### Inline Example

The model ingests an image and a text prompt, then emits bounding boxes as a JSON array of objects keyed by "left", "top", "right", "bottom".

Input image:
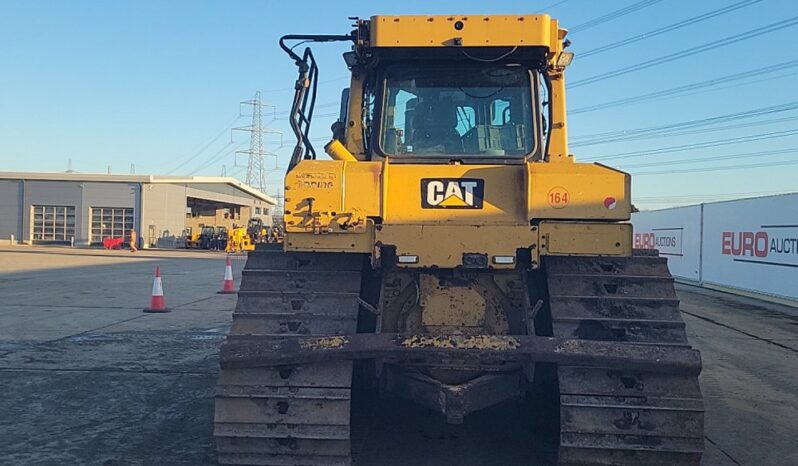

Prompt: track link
[
  {"left": 546, "top": 255, "right": 704, "bottom": 466},
  {"left": 215, "top": 245, "right": 365, "bottom": 466}
]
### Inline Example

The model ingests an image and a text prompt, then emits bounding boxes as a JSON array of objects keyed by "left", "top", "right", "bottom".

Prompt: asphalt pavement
[{"left": 0, "top": 246, "right": 796, "bottom": 465}]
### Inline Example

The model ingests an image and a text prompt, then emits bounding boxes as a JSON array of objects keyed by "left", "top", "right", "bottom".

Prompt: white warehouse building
[{"left": 0, "top": 172, "right": 277, "bottom": 248}]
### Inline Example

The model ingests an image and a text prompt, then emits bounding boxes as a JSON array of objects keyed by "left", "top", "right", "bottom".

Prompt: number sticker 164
[{"left": 547, "top": 187, "right": 570, "bottom": 209}]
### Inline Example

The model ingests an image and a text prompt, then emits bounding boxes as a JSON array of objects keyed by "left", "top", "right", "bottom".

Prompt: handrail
[{"left": 278, "top": 34, "right": 355, "bottom": 171}]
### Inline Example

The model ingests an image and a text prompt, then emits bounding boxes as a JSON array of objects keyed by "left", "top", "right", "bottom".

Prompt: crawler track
[
  {"left": 546, "top": 255, "right": 705, "bottom": 465},
  {"left": 214, "top": 245, "right": 365, "bottom": 465}
]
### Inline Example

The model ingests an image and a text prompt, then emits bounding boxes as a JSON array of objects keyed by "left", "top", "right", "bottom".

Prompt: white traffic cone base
[
  {"left": 218, "top": 256, "right": 237, "bottom": 294},
  {"left": 144, "top": 267, "right": 170, "bottom": 313}
]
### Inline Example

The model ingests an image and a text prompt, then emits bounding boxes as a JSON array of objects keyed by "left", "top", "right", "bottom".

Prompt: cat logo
[{"left": 421, "top": 178, "right": 485, "bottom": 209}]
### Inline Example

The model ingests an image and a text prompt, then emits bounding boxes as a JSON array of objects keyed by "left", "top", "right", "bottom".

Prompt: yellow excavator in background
[{"left": 215, "top": 14, "right": 704, "bottom": 465}]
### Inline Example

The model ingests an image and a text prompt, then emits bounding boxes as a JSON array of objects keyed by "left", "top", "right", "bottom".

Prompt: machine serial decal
[
  {"left": 421, "top": 178, "right": 485, "bottom": 209},
  {"left": 295, "top": 172, "right": 336, "bottom": 190}
]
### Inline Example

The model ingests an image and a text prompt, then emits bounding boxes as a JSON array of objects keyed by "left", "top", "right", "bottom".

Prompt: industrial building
[{"left": 0, "top": 172, "right": 277, "bottom": 248}]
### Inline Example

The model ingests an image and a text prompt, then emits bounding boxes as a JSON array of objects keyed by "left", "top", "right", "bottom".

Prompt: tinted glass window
[{"left": 380, "top": 65, "right": 535, "bottom": 157}]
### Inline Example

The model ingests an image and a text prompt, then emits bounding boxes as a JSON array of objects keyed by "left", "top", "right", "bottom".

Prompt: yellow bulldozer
[{"left": 215, "top": 14, "right": 704, "bottom": 465}]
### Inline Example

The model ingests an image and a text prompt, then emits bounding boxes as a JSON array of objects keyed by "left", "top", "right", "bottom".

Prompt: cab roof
[{"left": 368, "top": 15, "right": 566, "bottom": 51}]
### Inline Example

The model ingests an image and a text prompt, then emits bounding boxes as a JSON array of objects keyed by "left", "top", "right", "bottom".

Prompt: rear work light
[
  {"left": 397, "top": 255, "right": 419, "bottom": 264},
  {"left": 492, "top": 256, "right": 516, "bottom": 265}
]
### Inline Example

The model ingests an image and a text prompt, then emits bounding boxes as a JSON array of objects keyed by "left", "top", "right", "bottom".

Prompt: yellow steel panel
[
  {"left": 284, "top": 160, "right": 343, "bottom": 233},
  {"left": 419, "top": 274, "right": 486, "bottom": 328},
  {"left": 527, "top": 162, "right": 630, "bottom": 221},
  {"left": 383, "top": 163, "right": 526, "bottom": 224},
  {"left": 375, "top": 224, "right": 536, "bottom": 268},
  {"left": 285, "top": 223, "right": 374, "bottom": 253},
  {"left": 370, "top": 15, "right": 555, "bottom": 48},
  {"left": 343, "top": 161, "right": 381, "bottom": 215},
  {"left": 546, "top": 72, "right": 571, "bottom": 163},
  {"left": 344, "top": 73, "right": 367, "bottom": 158},
  {"left": 284, "top": 159, "right": 631, "bottom": 257},
  {"left": 284, "top": 160, "right": 380, "bottom": 234},
  {"left": 539, "top": 221, "right": 632, "bottom": 256}
]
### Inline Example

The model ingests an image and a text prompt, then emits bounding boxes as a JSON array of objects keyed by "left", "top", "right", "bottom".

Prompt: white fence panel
[
  {"left": 632, "top": 206, "right": 702, "bottom": 282},
  {"left": 701, "top": 194, "right": 798, "bottom": 300}
]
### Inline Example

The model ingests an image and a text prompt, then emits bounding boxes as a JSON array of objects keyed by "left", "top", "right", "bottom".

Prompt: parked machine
[
  {"left": 199, "top": 226, "right": 228, "bottom": 250},
  {"left": 197, "top": 226, "right": 216, "bottom": 250},
  {"left": 267, "top": 222, "right": 284, "bottom": 243},
  {"left": 214, "top": 14, "right": 704, "bottom": 465},
  {"left": 226, "top": 225, "right": 256, "bottom": 253},
  {"left": 184, "top": 227, "right": 202, "bottom": 249},
  {"left": 246, "top": 217, "right": 268, "bottom": 244},
  {"left": 226, "top": 218, "right": 270, "bottom": 252},
  {"left": 213, "top": 226, "right": 229, "bottom": 250}
]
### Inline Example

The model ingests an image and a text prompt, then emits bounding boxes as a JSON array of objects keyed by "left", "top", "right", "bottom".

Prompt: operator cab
[
  {"left": 379, "top": 64, "right": 538, "bottom": 160},
  {"left": 278, "top": 18, "right": 563, "bottom": 169}
]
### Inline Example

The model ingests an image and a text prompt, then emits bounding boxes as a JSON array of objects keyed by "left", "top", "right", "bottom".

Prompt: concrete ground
[{"left": 0, "top": 246, "right": 796, "bottom": 465}]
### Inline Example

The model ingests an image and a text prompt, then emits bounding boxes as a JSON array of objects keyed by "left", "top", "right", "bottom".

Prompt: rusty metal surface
[
  {"left": 220, "top": 332, "right": 701, "bottom": 375},
  {"left": 547, "top": 255, "right": 705, "bottom": 466},
  {"left": 214, "top": 246, "right": 365, "bottom": 466}
]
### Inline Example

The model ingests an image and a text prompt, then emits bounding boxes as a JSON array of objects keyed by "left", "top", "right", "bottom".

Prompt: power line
[
  {"left": 259, "top": 75, "right": 349, "bottom": 93},
  {"left": 578, "top": 0, "right": 763, "bottom": 58},
  {"left": 570, "top": 59, "right": 798, "bottom": 114},
  {"left": 166, "top": 114, "right": 240, "bottom": 175},
  {"left": 572, "top": 101, "right": 798, "bottom": 146},
  {"left": 591, "top": 115, "right": 798, "bottom": 146},
  {"left": 584, "top": 128, "right": 798, "bottom": 162},
  {"left": 228, "top": 165, "right": 247, "bottom": 181},
  {"left": 537, "top": 0, "right": 570, "bottom": 12},
  {"left": 620, "top": 146, "right": 798, "bottom": 170},
  {"left": 638, "top": 70, "right": 798, "bottom": 107},
  {"left": 634, "top": 158, "right": 798, "bottom": 176},
  {"left": 274, "top": 111, "right": 339, "bottom": 122},
  {"left": 188, "top": 141, "right": 248, "bottom": 176},
  {"left": 187, "top": 142, "right": 234, "bottom": 175},
  {"left": 635, "top": 190, "right": 792, "bottom": 202},
  {"left": 569, "top": 0, "right": 664, "bottom": 34},
  {"left": 574, "top": 111, "right": 798, "bottom": 147},
  {"left": 569, "top": 16, "right": 798, "bottom": 88},
  {"left": 273, "top": 101, "right": 338, "bottom": 117}
]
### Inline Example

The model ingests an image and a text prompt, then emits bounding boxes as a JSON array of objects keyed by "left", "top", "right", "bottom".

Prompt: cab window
[{"left": 380, "top": 65, "right": 535, "bottom": 157}]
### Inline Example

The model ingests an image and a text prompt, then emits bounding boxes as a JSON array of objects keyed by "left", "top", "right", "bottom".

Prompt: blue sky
[{"left": 0, "top": 0, "right": 796, "bottom": 209}]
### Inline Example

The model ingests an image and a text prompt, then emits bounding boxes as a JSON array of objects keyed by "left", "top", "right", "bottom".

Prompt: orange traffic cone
[
  {"left": 143, "top": 266, "right": 170, "bottom": 313},
  {"left": 218, "top": 255, "right": 236, "bottom": 294}
]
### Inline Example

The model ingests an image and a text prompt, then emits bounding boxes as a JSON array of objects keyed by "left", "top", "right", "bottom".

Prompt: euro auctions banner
[
  {"left": 632, "top": 206, "right": 701, "bottom": 282},
  {"left": 702, "top": 193, "right": 798, "bottom": 300}
]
